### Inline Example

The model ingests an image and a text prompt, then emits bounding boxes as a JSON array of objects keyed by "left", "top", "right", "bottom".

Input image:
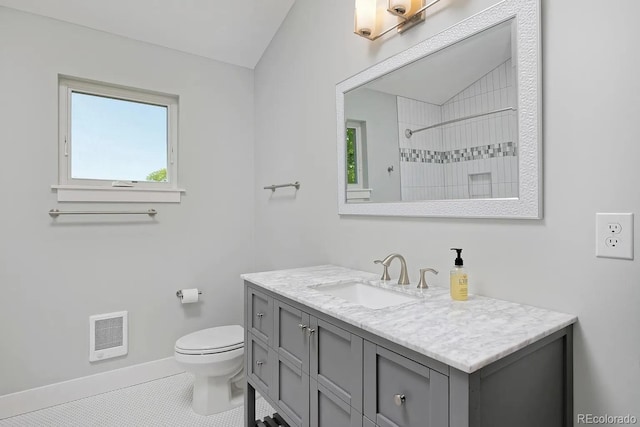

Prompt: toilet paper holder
[{"left": 176, "top": 290, "right": 203, "bottom": 299}]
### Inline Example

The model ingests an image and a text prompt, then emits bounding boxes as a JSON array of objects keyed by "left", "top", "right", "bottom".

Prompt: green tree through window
[
  {"left": 146, "top": 168, "right": 167, "bottom": 182},
  {"left": 346, "top": 127, "right": 357, "bottom": 184}
]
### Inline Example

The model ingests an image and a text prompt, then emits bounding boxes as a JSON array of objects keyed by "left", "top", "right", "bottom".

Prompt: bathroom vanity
[{"left": 243, "top": 266, "right": 576, "bottom": 427}]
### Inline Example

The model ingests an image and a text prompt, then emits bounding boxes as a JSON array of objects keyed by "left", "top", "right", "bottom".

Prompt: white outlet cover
[{"left": 596, "top": 213, "right": 634, "bottom": 259}]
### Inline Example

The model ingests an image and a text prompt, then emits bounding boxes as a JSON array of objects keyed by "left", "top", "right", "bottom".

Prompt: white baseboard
[{"left": 0, "top": 357, "right": 184, "bottom": 420}]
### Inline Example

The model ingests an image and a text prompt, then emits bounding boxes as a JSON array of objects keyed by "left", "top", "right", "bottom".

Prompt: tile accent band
[{"left": 400, "top": 141, "right": 517, "bottom": 164}]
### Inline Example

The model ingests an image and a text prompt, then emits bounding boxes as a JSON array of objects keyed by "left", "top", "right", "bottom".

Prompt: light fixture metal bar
[
  {"left": 412, "top": 0, "right": 443, "bottom": 19},
  {"left": 405, "top": 107, "right": 517, "bottom": 138},
  {"left": 366, "top": 0, "right": 442, "bottom": 41}
]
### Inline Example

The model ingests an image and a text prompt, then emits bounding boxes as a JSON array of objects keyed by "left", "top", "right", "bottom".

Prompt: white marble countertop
[{"left": 241, "top": 265, "right": 577, "bottom": 373}]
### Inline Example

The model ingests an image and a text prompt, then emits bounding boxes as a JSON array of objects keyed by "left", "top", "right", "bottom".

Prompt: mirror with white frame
[{"left": 336, "top": 0, "right": 541, "bottom": 218}]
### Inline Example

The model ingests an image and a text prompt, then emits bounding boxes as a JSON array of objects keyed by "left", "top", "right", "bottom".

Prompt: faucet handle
[
  {"left": 374, "top": 260, "right": 391, "bottom": 281},
  {"left": 417, "top": 268, "right": 439, "bottom": 289}
]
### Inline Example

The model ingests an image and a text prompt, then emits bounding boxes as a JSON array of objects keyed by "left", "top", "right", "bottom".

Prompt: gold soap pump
[{"left": 450, "top": 248, "right": 468, "bottom": 301}]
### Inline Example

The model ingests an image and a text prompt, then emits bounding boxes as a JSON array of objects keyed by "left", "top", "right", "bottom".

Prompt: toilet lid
[{"left": 175, "top": 325, "right": 244, "bottom": 355}]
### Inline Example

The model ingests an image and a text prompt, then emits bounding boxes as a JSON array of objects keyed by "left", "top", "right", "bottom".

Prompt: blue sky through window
[{"left": 71, "top": 92, "right": 168, "bottom": 181}]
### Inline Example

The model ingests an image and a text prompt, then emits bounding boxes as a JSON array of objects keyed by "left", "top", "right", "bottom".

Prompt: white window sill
[
  {"left": 346, "top": 188, "right": 372, "bottom": 201},
  {"left": 52, "top": 185, "right": 185, "bottom": 203}
]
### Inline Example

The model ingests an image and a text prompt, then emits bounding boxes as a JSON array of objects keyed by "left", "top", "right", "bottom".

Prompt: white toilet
[{"left": 174, "top": 324, "right": 245, "bottom": 415}]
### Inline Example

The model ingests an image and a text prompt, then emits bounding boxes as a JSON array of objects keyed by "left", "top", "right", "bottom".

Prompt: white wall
[
  {"left": 345, "top": 88, "right": 400, "bottom": 202},
  {"left": 0, "top": 7, "right": 255, "bottom": 395},
  {"left": 254, "top": 0, "right": 640, "bottom": 419}
]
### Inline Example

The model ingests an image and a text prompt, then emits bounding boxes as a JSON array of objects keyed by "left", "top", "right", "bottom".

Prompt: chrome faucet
[
  {"left": 417, "top": 268, "right": 438, "bottom": 289},
  {"left": 374, "top": 253, "right": 410, "bottom": 285},
  {"left": 373, "top": 259, "right": 391, "bottom": 281}
]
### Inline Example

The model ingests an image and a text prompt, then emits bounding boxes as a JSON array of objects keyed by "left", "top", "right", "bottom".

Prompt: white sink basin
[{"left": 316, "top": 281, "right": 419, "bottom": 309}]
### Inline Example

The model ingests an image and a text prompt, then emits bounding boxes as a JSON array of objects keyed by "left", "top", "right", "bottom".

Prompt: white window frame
[
  {"left": 346, "top": 120, "right": 364, "bottom": 190},
  {"left": 346, "top": 120, "right": 372, "bottom": 201},
  {"left": 54, "top": 76, "right": 184, "bottom": 203}
]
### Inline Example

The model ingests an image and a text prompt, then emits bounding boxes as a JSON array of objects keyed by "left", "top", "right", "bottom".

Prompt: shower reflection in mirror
[{"left": 344, "top": 19, "right": 518, "bottom": 203}]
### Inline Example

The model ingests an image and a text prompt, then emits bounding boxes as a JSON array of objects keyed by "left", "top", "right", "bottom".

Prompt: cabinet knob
[
  {"left": 394, "top": 394, "right": 406, "bottom": 406},
  {"left": 307, "top": 328, "right": 316, "bottom": 336},
  {"left": 298, "top": 324, "right": 308, "bottom": 330},
  {"left": 256, "top": 360, "right": 264, "bottom": 366},
  {"left": 256, "top": 312, "right": 264, "bottom": 318}
]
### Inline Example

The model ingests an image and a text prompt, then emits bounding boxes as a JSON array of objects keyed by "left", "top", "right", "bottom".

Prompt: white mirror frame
[{"left": 336, "top": 0, "right": 541, "bottom": 219}]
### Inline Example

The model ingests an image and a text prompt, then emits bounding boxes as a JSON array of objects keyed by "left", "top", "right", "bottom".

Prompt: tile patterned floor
[{"left": 0, "top": 373, "right": 273, "bottom": 426}]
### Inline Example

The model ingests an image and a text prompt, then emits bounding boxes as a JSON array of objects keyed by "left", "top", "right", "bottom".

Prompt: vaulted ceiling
[{"left": 0, "top": 0, "right": 296, "bottom": 69}]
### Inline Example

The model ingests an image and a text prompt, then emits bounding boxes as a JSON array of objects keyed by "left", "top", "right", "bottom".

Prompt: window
[
  {"left": 55, "top": 77, "right": 182, "bottom": 202},
  {"left": 345, "top": 120, "right": 371, "bottom": 201},
  {"left": 346, "top": 127, "right": 358, "bottom": 184},
  {"left": 346, "top": 120, "right": 365, "bottom": 189}
]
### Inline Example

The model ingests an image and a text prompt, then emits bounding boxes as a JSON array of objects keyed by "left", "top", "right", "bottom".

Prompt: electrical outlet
[
  {"left": 605, "top": 236, "right": 620, "bottom": 247},
  {"left": 607, "top": 223, "right": 622, "bottom": 234},
  {"left": 596, "top": 213, "right": 634, "bottom": 259}
]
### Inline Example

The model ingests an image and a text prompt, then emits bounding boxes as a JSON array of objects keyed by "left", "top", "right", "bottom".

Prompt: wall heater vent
[{"left": 89, "top": 311, "right": 128, "bottom": 362}]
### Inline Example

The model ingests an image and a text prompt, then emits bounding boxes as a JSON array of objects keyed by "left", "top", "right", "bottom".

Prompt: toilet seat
[{"left": 175, "top": 325, "right": 243, "bottom": 355}]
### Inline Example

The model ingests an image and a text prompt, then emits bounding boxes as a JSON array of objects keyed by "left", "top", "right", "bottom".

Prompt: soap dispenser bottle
[{"left": 450, "top": 248, "right": 468, "bottom": 301}]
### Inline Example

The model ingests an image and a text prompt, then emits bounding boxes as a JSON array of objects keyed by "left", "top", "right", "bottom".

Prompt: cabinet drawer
[
  {"left": 364, "top": 343, "right": 449, "bottom": 427},
  {"left": 310, "top": 379, "right": 362, "bottom": 427},
  {"left": 274, "top": 300, "right": 310, "bottom": 373},
  {"left": 310, "top": 317, "right": 363, "bottom": 410},
  {"left": 247, "top": 287, "right": 272, "bottom": 345},
  {"left": 247, "top": 333, "right": 275, "bottom": 396},
  {"left": 273, "top": 354, "right": 310, "bottom": 427}
]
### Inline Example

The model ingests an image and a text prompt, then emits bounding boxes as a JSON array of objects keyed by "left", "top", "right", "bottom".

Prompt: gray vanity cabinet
[
  {"left": 363, "top": 417, "right": 377, "bottom": 427},
  {"left": 274, "top": 300, "right": 310, "bottom": 373},
  {"left": 272, "top": 354, "right": 310, "bottom": 426},
  {"left": 271, "top": 300, "right": 311, "bottom": 425},
  {"left": 247, "top": 333, "right": 275, "bottom": 396},
  {"left": 309, "top": 317, "right": 363, "bottom": 410},
  {"left": 248, "top": 287, "right": 273, "bottom": 346},
  {"left": 271, "top": 299, "right": 364, "bottom": 427},
  {"left": 363, "top": 342, "right": 449, "bottom": 427},
  {"left": 244, "top": 281, "right": 573, "bottom": 427},
  {"left": 310, "top": 379, "right": 362, "bottom": 427},
  {"left": 246, "top": 284, "right": 367, "bottom": 427}
]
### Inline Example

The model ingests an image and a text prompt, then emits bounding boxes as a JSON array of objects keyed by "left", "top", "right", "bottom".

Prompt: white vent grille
[
  {"left": 95, "top": 317, "right": 124, "bottom": 350},
  {"left": 90, "top": 311, "right": 128, "bottom": 362}
]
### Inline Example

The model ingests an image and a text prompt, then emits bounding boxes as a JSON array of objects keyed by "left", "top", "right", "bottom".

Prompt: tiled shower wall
[
  {"left": 398, "top": 59, "right": 518, "bottom": 201},
  {"left": 397, "top": 97, "right": 444, "bottom": 200}
]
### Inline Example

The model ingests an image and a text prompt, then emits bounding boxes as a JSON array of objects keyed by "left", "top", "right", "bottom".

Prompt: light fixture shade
[
  {"left": 355, "top": 0, "right": 431, "bottom": 40},
  {"left": 355, "top": 0, "right": 377, "bottom": 38},
  {"left": 388, "top": 0, "right": 413, "bottom": 16}
]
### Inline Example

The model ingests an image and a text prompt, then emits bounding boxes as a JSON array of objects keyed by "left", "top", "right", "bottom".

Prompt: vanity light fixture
[{"left": 354, "top": 0, "right": 442, "bottom": 40}]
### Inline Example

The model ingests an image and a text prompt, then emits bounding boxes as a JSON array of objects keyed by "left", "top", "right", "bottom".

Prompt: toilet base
[
  {"left": 192, "top": 374, "right": 244, "bottom": 416},
  {"left": 174, "top": 325, "right": 246, "bottom": 416}
]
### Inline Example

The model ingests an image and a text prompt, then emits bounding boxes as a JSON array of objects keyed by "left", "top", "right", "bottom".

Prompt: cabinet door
[
  {"left": 310, "top": 379, "right": 362, "bottom": 427},
  {"left": 362, "top": 416, "right": 378, "bottom": 427},
  {"left": 274, "top": 300, "right": 310, "bottom": 373},
  {"left": 247, "top": 286, "right": 273, "bottom": 346},
  {"left": 247, "top": 333, "right": 276, "bottom": 397},
  {"left": 309, "top": 317, "right": 363, "bottom": 411},
  {"left": 364, "top": 342, "right": 449, "bottom": 427},
  {"left": 272, "top": 353, "right": 310, "bottom": 427}
]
